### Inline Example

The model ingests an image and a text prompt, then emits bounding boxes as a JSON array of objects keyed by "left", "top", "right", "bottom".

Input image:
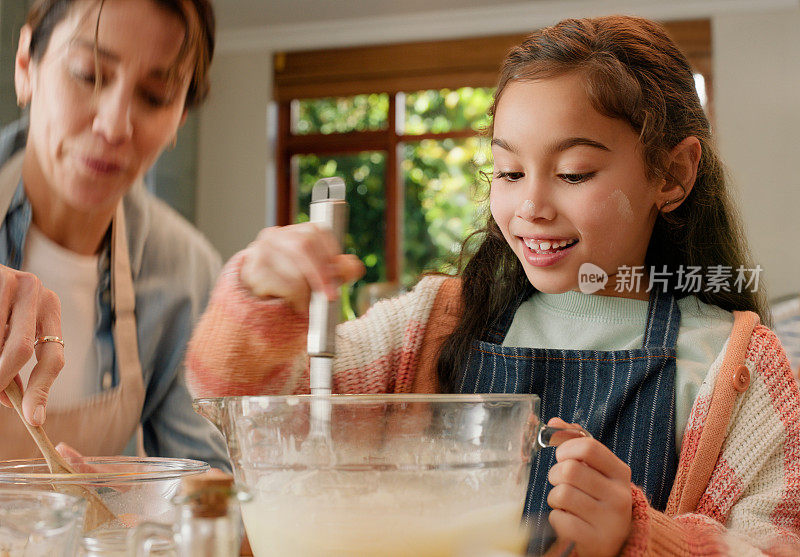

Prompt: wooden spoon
[{"left": 3, "top": 380, "right": 117, "bottom": 531}]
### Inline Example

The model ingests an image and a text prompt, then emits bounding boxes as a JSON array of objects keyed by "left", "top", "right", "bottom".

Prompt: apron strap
[
  {"left": 110, "top": 203, "right": 145, "bottom": 395},
  {"left": 110, "top": 202, "right": 147, "bottom": 455},
  {"left": 486, "top": 283, "right": 535, "bottom": 342},
  {"left": 642, "top": 286, "right": 681, "bottom": 349}
]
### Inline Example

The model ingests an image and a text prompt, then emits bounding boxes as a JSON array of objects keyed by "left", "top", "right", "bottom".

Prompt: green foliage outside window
[
  {"left": 293, "top": 94, "right": 389, "bottom": 135},
  {"left": 402, "top": 137, "right": 490, "bottom": 287},
  {"left": 403, "top": 87, "right": 493, "bottom": 135}
]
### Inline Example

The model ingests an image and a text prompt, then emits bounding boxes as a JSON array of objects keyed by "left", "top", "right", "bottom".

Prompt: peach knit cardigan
[{"left": 186, "top": 254, "right": 800, "bottom": 555}]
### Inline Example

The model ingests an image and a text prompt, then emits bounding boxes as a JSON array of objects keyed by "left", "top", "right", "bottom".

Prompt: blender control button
[
  {"left": 102, "top": 372, "right": 112, "bottom": 390},
  {"left": 732, "top": 365, "right": 750, "bottom": 393}
]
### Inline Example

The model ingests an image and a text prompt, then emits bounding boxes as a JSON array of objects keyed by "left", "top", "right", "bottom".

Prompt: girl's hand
[
  {"left": 546, "top": 418, "right": 632, "bottom": 557},
  {"left": 0, "top": 266, "right": 63, "bottom": 427},
  {"left": 240, "top": 223, "right": 365, "bottom": 313}
]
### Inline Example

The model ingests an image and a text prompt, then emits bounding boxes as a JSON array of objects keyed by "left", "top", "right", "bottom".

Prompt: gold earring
[
  {"left": 660, "top": 184, "right": 687, "bottom": 212},
  {"left": 169, "top": 135, "right": 177, "bottom": 149},
  {"left": 660, "top": 196, "right": 683, "bottom": 211},
  {"left": 16, "top": 98, "right": 27, "bottom": 108}
]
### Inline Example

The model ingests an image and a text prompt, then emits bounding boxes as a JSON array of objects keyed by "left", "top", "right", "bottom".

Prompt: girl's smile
[{"left": 520, "top": 236, "right": 579, "bottom": 267}]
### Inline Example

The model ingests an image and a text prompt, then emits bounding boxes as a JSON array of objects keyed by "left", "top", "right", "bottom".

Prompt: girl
[
  {"left": 186, "top": 16, "right": 800, "bottom": 555},
  {"left": 0, "top": 0, "right": 227, "bottom": 468}
]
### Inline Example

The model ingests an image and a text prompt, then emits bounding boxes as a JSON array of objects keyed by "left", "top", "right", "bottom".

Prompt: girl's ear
[
  {"left": 15, "top": 25, "right": 34, "bottom": 108},
  {"left": 657, "top": 136, "right": 701, "bottom": 213}
]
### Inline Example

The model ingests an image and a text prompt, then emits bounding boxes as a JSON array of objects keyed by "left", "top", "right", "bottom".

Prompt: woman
[{"left": 0, "top": 0, "right": 227, "bottom": 469}]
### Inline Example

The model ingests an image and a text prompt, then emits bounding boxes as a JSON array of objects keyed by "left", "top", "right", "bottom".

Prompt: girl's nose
[
  {"left": 515, "top": 184, "right": 556, "bottom": 222},
  {"left": 92, "top": 87, "right": 133, "bottom": 146}
]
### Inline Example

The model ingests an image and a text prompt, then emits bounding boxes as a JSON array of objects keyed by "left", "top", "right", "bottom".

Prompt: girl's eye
[
  {"left": 494, "top": 171, "right": 524, "bottom": 182},
  {"left": 559, "top": 172, "right": 596, "bottom": 184}
]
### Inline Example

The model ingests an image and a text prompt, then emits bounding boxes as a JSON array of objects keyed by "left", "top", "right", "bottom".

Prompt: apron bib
[
  {"left": 0, "top": 151, "right": 146, "bottom": 458},
  {"left": 458, "top": 284, "right": 680, "bottom": 549}
]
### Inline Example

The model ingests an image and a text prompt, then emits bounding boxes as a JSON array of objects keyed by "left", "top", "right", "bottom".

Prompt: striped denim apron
[{"left": 458, "top": 286, "right": 679, "bottom": 548}]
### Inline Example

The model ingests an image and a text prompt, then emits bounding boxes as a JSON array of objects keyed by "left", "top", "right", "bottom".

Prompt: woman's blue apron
[{"left": 458, "top": 286, "right": 679, "bottom": 551}]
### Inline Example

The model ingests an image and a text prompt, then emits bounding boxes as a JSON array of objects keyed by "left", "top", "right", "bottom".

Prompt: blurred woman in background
[{"left": 0, "top": 0, "right": 227, "bottom": 469}]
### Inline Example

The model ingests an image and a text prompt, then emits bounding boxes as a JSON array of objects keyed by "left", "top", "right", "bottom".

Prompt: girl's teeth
[{"left": 524, "top": 238, "right": 576, "bottom": 253}]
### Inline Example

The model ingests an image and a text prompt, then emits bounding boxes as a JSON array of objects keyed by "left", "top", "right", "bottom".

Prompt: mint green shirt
[{"left": 503, "top": 291, "right": 734, "bottom": 452}]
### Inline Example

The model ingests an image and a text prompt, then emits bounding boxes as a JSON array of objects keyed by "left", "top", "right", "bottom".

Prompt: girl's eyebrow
[
  {"left": 490, "top": 138, "right": 519, "bottom": 154},
  {"left": 491, "top": 136, "right": 611, "bottom": 155},
  {"left": 547, "top": 137, "right": 611, "bottom": 153}
]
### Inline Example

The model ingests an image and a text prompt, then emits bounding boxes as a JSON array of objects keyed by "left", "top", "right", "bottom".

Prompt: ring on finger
[{"left": 34, "top": 336, "right": 64, "bottom": 348}]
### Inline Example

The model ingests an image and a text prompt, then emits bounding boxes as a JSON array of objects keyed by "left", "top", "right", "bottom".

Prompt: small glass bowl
[{"left": 0, "top": 457, "right": 208, "bottom": 535}]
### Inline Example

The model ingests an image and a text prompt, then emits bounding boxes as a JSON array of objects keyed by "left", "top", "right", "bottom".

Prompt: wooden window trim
[{"left": 285, "top": 129, "right": 480, "bottom": 155}]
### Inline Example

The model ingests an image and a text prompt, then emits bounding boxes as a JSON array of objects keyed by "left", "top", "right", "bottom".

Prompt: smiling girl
[{"left": 186, "top": 15, "right": 800, "bottom": 555}]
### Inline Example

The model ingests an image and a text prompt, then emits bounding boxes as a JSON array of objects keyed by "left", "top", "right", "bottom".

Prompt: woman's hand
[
  {"left": 0, "top": 266, "right": 63, "bottom": 427},
  {"left": 240, "top": 223, "right": 364, "bottom": 313},
  {"left": 546, "top": 418, "right": 632, "bottom": 557}
]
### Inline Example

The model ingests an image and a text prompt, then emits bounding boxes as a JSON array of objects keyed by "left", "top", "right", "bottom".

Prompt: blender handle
[
  {"left": 536, "top": 423, "right": 592, "bottom": 449},
  {"left": 307, "top": 177, "right": 347, "bottom": 364}
]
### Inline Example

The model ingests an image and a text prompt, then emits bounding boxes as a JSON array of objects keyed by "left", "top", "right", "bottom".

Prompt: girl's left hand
[{"left": 546, "top": 418, "right": 632, "bottom": 557}]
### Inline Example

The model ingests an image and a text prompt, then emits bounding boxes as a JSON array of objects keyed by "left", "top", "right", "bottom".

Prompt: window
[{"left": 274, "top": 22, "right": 712, "bottom": 308}]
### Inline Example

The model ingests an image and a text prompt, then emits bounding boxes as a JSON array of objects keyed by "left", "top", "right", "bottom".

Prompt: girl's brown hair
[
  {"left": 25, "top": 0, "right": 215, "bottom": 109},
  {"left": 436, "top": 15, "right": 770, "bottom": 392}
]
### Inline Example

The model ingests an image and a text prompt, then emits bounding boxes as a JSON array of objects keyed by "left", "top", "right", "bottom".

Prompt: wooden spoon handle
[
  {"left": 3, "top": 380, "right": 118, "bottom": 530},
  {"left": 3, "top": 380, "right": 74, "bottom": 474}
]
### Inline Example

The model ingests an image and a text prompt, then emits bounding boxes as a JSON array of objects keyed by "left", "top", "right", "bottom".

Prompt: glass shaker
[
  {"left": 81, "top": 528, "right": 174, "bottom": 557},
  {"left": 0, "top": 490, "right": 86, "bottom": 557},
  {"left": 132, "top": 471, "right": 243, "bottom": 557}
]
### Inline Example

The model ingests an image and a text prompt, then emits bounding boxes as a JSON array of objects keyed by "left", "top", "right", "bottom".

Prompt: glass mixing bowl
[
  {"left": 0, "top": 457, "right": 208, "bottom": 541},
  {"left": 195, "top": 393, "right": 562, "bottom": 557}
]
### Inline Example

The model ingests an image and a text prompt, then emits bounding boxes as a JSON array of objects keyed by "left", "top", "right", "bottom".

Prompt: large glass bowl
[
  {"left": 195, "top": 393, "right": 542, "bottom": 557},
  {"left": 0, "top": 457, "right": 208, "bottom": 538}
]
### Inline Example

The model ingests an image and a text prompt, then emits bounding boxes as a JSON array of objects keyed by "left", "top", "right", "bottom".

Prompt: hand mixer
[{"left": 306, "top": 177, "right": 347, "bottom": 456}]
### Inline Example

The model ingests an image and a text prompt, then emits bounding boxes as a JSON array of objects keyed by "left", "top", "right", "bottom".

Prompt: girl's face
[
  {"left": 17, "top": 0, "right": 191, "bottom": 214},
  {"left": 490, "top": 73, "right": 661, "bottom": 297}
]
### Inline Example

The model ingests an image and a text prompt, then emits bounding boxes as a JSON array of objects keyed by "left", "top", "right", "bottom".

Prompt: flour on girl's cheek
[
  {"left": 609, "top": 189, "right": 634, "bottom": 221},
  {"left": 594, "top": 190, "right": 633, "bottom": 256}
]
